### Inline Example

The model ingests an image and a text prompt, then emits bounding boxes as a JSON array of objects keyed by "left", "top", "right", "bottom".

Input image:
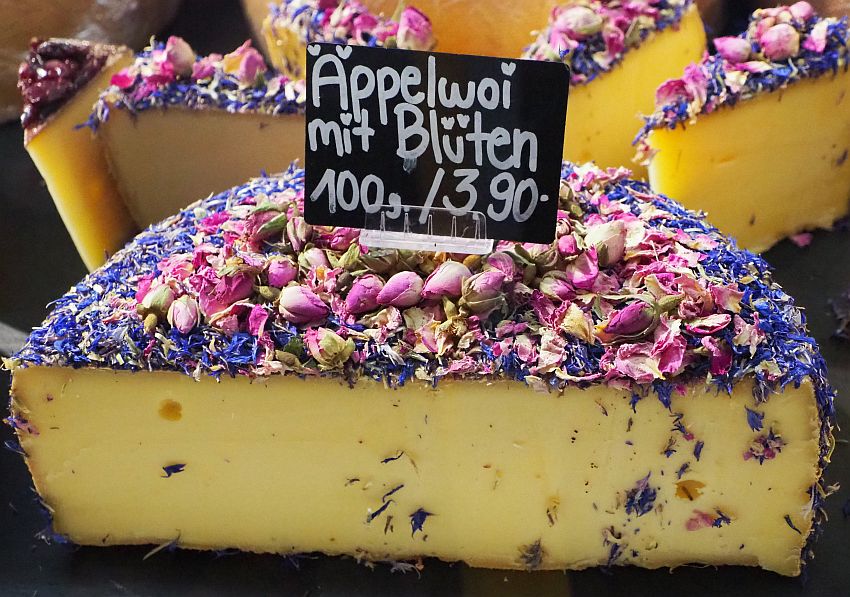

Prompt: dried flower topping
[
  {"left": 266, "top": 0, "right": 435, "bottom": 77},
  {"left": 86, "top": 37, "right": 305, "bottom": 129},
  {"left": 522, "top": 1, "right": 694, "bottom": 85},
  {"left": 636, "top": 3, "right": 848, "bottom": 153},
  {"left": 10, "top": 159, "right": 835, "bottom": 424}
]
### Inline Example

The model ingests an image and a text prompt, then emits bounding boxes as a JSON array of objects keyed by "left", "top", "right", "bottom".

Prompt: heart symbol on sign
[
  {"left": 335, "top": 46, "right": 353, "bottom": 59},
  {"left": 501, "top": 62, "right": 516, "bottom": 76},
  {"left": 307, "top": 44, "right": 321, "bottom": 56},
  {"left": 441, "top": 116, "right": 455, "bottom": 130},
  {"left": 341, "top": 113, "right": 352, "bottom": 125},
  {"left": 457, "top": 114, "right": 470, "bottom": 128}
]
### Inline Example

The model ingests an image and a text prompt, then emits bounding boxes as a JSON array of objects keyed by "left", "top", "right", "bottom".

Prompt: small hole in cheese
[{"left": 159, "top": 399, "right": 182, "bottom": 421}]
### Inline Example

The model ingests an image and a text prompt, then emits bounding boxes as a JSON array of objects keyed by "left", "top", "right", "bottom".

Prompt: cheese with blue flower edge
[
  {"left": 636, "top": 2, "right": 850, "bottom": 252},
  {"left": 5, "top": 162, "right": 835, "bottom": 576},
  {"left": 21, "top": 37, "right": 306, "bottom": 271}
]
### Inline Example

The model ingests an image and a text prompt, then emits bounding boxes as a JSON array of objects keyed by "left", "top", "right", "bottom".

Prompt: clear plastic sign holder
[{"left": 359, "top": 206, "right": 495, "bottom": 254}]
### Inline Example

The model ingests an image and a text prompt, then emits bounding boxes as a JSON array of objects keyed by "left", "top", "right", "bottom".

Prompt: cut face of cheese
[
  {"left": 9, "top": 367, "right": 820, "bottom": 576},
  {"left": 564, "top": 5, "right": 705, "bottom": 177},
  {"left": 99, "top": 108, "right": 305, "bottom": 228},
  {"left": 646, "top": 72, "right": 850, "bottom": 252}
]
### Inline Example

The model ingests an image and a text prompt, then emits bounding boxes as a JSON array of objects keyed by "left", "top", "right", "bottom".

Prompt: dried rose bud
[
  {"left": 306, "top": 327, "right": 355, "bottom": 370},
  {"left": 287, "top": 217, "right": 312, "bottom": 252},
  {"left": 167, "top": 295, "right": 200, "bottom": 334},
  {"left": 377, "top": 271, "right": 424, "bottom": 308},
  {"left": 789, "top": 2, "right": 814, "bottom": 21},
  {"left": 141, "top": 284, "right": 175, "bottom": 318},
  {"left": 484, "top": 252, "right": 517, "bottom": 280},
  {"left": 583, "top": 220, "right": 626, "bottom": 267},
  {"left": 421, "top": 261, "right": 471, "bottom": 299},
  {"left": 460, "top": 271, "right": 506, "bottom": 317},
  {"left": 346, "top": 274, "right": 385, "bottom": 314},
  {"left": 267, "top": 256, "right": 298, "bottom": 287},
  {"left": 604, "top": 301, "right": 657, "bottom": 337},
  {"left": 713, "top": 36, "right": 751, "bottom": 63},
  {"left": 197, "top": 271, "right": 254, "bottom": 316},
  {"left": 538, "top": 271, "right": 574, "bottom": 302},
  {"left": 164, "top": 36, "right": 195, "bottom": 77},
  {"left": 360, "top": 249, "right": 399, "bottom": 274},
  {"left": 397, "top": 7, "right": 436, "bottom": 51},
  {"left": 552, "top": 5, "right": 603, "bottom": 41},
  {"left": 300, "top": 247, "right": 330, "bottom": 269},
  {"left": 278, "top": 286, "right": 329, "bottom": 324},
  {"left": 760, "top": 23, "right": 800, "bottom": 60}
]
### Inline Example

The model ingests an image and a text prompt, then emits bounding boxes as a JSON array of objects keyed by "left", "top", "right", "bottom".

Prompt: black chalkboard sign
[{"left": 304, "top": 43, "right": 569, "bottom": 245}]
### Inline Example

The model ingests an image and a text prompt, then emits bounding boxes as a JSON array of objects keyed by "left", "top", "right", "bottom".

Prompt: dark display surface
[
  {"left": 305, "top": 44, "right": 568, "bottom": 243},
  {"left": 1, "top": 2, "right": 849, "bottom": 595}
]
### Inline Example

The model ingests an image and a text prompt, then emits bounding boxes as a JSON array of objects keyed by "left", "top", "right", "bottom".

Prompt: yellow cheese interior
[
  {"left": 24, "top": 51, "right": 136, "bottom": 271},
  {"left": 646, "top": 71, "right": 850, "bottom": 252},
  {"left": 99, "top": 108, "right": 306, "bottom": 230},
  {"left": 565, "top": 5, "right": 705, "bottom": 176},
  {"left": 263, "top": 4, "right": 705, "bottom": 174},
  {"left": 11, "top": 366, "right": 820, "bottom": 576}
]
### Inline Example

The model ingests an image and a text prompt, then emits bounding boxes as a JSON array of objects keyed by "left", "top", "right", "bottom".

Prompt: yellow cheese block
[
  {"left": 646, "top": 71, "right": 850, "bottom": 253},
  {"left": 564, "top": 5, "right": 705, "bottom": 177},
  {"left": 99, "top": 108, "right": 305, "bottom": 228},
  {"left": 10, "top": 366, "right": 820, "bottom": 576},
  {"left": 24, "top": 48, "right": 136, "bottom": 271}
]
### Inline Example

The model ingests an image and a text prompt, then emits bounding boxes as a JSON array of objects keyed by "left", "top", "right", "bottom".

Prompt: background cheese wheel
[{"left": 0, "top": 0, "right": 181, "bottom": 123}]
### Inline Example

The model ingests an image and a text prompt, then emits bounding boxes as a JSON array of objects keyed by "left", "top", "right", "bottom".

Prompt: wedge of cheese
[
  {"left": 525, "top": 2, "right": 706, "bottom": 177},
  {"left": 5, "top": 163, "right": 836, "bottom": 577},
  {"left": 22, "top": 38, "right": 306, "bottom": 271},
  {"left": 637, "top": 4, "right": 850, "bottom": 252},
  {"left": 260, "top": 0, "right": 706, "bottom": 174},
  {"left": 19, "top": 39, "right": 136, "bottom": 272}
]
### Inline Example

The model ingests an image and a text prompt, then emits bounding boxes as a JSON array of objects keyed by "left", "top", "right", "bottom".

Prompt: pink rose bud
[
  {"left": 583, "top": 220, "right": 626, "bottom": 267},
  {"left": 604, "top": 301, "right": 656, "bottom": 337},
  {"left": 346, "top": 274, "right": 385, "bottom": 314},
  {"left": 397, "top": 7, "right": 435, "bottom": 51},
  {"left": 760, "top": 23, "right": 800, "bottom": 60},
  {"left": 353, "top": 12, "right": 380, "bottom": 39},
  {"left": 564, "top": 248, "right": 599, "bottom": 290},
  {"left": 789, "top": 1, "right": 814, "bottom": 21},
  {"left": 141, "top": 284, "right": 175, "bottom": 318},
  {"left": 167, "top": 295, "right": 200, "bottom": 334},
  {"left": 557, "top": 234, "right": 578, "bottom": 257},
  {"left": 198, "top": 271, "right": 254, "bottom": 316},
  {"left": 421, "top": 261, "right": 471, "bottom": 299},
  {"left": 484, "top": 252, "right": 516, "bottom": 280},
  {"left": 461, "top": 271, "right": 506, "bottom": 316},
  {"left": 552, "top": 5, "right": 603, "bottom": 41},
  {"left": 278, "top": 286, "right": 329, "bottom": 324},
  {"left": 165, "top": 36, "right": 195, "bottom": 77},
  {"left": 713, "top": 36, "right": 751, "bottom": 63},
  {"left": 301, "top": 247, "right": 329, "bottom": 269},
  {"left": 377, "top": 271, "right": 423, "bottom": 308},
  {"left": 266, "top": 256, "right": 298, "bottom": 287},
  {"left": 287, "top": 217, "right": 312, "bottom": 252},
  {"left": 538, "top": 271, "right": 574, "bottom": 302}
]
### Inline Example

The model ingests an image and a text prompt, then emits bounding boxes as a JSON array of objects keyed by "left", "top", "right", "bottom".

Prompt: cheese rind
[
  {"left": 10, "top": 366, "right": 820, "bottom": 576},
  {"left": 646, "top": 72, "right": 850, "bottom": 252}
]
